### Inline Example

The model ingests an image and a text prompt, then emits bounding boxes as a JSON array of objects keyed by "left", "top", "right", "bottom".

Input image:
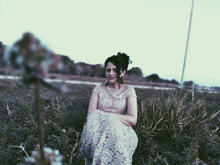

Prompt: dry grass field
[{"left": 0, "top": 78, "right": 220, "bottom": 165}]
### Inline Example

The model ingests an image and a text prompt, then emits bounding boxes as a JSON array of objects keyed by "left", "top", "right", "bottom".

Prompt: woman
[{"left": 77, "top": 52, "right": 138, "bottom": 165}]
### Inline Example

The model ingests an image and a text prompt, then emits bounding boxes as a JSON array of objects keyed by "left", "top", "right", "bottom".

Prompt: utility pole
[{"left": 180, "top": 0, "right": 195, "bottom": 88}]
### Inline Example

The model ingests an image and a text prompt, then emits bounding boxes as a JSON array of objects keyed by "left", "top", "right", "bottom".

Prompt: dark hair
[{"left": 104, "top": 52, "right": 132, "bottom": 84}]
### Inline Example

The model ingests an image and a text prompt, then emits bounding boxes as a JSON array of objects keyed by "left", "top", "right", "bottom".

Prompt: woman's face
[{"left": 105, "top": 62, "right": 118, "bottom": 84}]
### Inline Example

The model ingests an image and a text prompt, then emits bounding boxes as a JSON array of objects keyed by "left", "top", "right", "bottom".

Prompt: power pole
[{"left": 180, "top": 0, "right": 195, "bottom": 88}]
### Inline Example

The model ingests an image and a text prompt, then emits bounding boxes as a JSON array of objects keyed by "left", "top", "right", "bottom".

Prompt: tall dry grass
[
  {"left": 133, "top": 92, "right": 220, "bottom": 164},
  {"left": 0, "top": 80, "right": 220, "bottom": 164}
]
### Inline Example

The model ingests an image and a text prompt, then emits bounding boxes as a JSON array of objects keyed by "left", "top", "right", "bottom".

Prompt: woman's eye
[{"left": 106, "top": 68, "right": 116, "bottom": 72}]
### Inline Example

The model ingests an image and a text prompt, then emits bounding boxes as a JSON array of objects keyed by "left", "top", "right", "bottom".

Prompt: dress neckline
[{"left": 107, "top": 84, "right": 125, "bottom": 90}]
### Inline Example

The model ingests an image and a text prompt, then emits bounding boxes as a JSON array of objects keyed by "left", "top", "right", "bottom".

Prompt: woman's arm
[
  {"left": 114, "top": 97, "right": 137, "bottom": 126},
  {"left": 87, "top": 91, "right": 110, "bottom": 115},
  {"left": 88, "top": 91, "right": 98, "bottom": 114},
  {"left": 88, "top": 90, "right": 138, "bottom": 127}
]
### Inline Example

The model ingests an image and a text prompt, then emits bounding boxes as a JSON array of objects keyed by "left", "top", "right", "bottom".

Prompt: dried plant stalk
[{"left": 35, "top": 81, "right": 45, "bottom": 160}]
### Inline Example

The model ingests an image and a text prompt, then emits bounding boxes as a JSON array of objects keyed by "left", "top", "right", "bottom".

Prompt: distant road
[
  {"left": 0, "top": 75, "right": 176, "bottom": 90},
  {"left": 1, "top": 75, "right": 219, "bottom": 93}
]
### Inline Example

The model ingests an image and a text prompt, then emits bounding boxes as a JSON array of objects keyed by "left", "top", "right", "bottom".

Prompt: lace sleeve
[
  {"left": 92, "top": 83, "right": 102, "bottom": 94},
  {"left": 126, "top": 85, "right": 137, "bottom": 98}
]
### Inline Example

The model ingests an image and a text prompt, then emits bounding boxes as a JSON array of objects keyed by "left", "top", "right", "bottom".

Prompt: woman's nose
[{"left": 109, "top": 70, "right": 114, "bottom": 75}]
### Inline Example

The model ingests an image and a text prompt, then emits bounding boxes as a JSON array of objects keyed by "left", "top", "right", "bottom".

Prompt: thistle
[
  {"left": 4, "top": 32, "right": 67, "bottom": 164},
  {"left": 25, "top": 147, "right": 63, "bottom": 165}
]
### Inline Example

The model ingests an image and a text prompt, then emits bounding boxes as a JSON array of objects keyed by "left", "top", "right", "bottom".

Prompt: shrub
[{"left": 133, "top": 92, "right": 220, "bottom": 164}]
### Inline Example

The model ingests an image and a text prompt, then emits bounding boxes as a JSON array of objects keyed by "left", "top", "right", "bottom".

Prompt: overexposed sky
[{"left": 0, "top": 0, "right": 220, "bottom": 87}]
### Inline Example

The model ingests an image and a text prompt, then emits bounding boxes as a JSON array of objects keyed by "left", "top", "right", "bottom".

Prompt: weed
[
  {"left": 0, "top": 80, "right": 220, "bottom": 164},
  {"left": 133, "top": 92, "right": 220, "bottom": 164}
]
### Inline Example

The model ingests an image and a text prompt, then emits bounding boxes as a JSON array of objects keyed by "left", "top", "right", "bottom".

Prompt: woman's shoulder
[
  {"left": 98, "top": 82, "right": 107, "bottom": 88},
  {"left": 123, "top": 84, "right": 137, "bottom": 97},
  {"left": 123, "top": 84, "right": 134, "bottom": 90},
  {"left": 93, "top": 82, "right": 106, "bottom": 92}
]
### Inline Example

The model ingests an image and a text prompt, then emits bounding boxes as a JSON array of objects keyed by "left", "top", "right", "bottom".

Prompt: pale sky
[{"left": 0, "top": 0, "right": 220, "bottom": 87}]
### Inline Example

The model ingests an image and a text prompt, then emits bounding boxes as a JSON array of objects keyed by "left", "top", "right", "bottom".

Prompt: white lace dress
[{"left": 78, "top": 83, "right": 138, "bottom": 165}]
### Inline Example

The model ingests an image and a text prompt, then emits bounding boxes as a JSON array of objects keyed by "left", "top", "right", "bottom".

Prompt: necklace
[
  {"left": 106, "top": 81, "right": 121, "bottom": 89},
  {"left": 109, "top": 84, "right": 121, "bottom": 90}
]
